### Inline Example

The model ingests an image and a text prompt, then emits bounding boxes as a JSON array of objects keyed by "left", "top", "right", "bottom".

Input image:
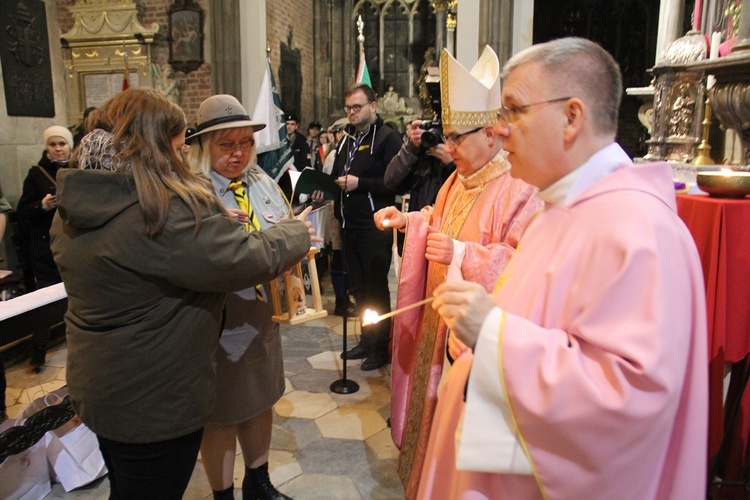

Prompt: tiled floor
[{"left": 3, "top": 269, "right": 405, "bottom": 499}]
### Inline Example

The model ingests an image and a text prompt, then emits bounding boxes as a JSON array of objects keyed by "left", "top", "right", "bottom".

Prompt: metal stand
[
  {"left": 331, "top": 300, "right": 359, "bottom": 394},
  {"left": 330, "top": 214, "right": 359, "bottom": 394},
  {"left": 707, "top": 354, "right": 750, "bottom": 495}
]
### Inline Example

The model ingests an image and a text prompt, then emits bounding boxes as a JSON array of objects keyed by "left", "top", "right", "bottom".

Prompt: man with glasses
[
  {"left": 330, "top": 82, "right": 402, "bottom": 371},
  {"left": 373, "top": 46, "right": 540, "bottom": 497},
  {"left": 420, "top": 37, "right": 707, "bottom": 499}
]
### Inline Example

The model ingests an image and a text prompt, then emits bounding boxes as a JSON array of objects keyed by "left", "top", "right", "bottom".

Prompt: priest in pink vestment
[
  {"left": 420, "top": 37, "right": 708, "bottom": 499},
  {"left": 373, "top": 46, "right": 541, "bottom": 498}
]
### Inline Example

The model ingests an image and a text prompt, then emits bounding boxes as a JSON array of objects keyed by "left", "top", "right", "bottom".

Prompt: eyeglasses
[
  {"left": 343, "top": 102, "right": 372, "bottom": 114},
  {"left": 498, "top": 96, "right": 572, "bottom": 124},
  {"left": 217, "top": 137, "right": 254, "bottom": 154},
  {"left": 441, "top": 127, "right": 482, "bottom": 147}
]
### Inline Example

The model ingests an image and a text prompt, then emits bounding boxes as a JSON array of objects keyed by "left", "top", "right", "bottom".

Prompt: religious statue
[
  {"left": 152, "top": 63, "right": 180, "bottom": 105},
  {"left": 417, "top": 47, "right": 437, "bottom": 118},
  {"left": 668, "top": 83, "right": 695, "bottom": 137}
]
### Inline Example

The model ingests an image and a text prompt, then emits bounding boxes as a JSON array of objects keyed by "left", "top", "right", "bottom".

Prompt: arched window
[{"left": 353, "top": 0, "right": 435, "bottom": 97}]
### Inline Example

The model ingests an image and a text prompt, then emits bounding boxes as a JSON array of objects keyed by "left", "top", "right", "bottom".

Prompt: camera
[
  {"left": 419, "top": 69, "right": 442, "bottom": 148},
  {"left": 420, "top": 119, "right": 443, "bottom": 148}
]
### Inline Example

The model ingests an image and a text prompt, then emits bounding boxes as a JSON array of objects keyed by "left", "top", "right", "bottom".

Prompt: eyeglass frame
[
  {"left": 343, "top": 101, "right": 374, "bottom": 114},
  {"left": 216, "top": 137, "right": 255, "bottom": 154},
  {"left": 441, "top": 127, "right": 483, "bottom": 147},
  {"left": 498, "top": 96, "right": 573, "bottom": 124}
]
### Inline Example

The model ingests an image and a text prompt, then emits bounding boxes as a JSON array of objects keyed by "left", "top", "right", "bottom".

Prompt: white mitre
[{"left": 440, "top": 46, "right": 502, "bottom": 128}]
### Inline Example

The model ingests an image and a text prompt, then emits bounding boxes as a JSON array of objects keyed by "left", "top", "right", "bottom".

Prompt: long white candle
[
  {"left": 362, "top": 297, "right": 435, "bottom": 325},
  {"left": 708, "top": 31, "right": 721, "bottom": 89}
]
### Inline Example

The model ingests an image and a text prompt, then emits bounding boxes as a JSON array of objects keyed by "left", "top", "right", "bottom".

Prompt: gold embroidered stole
[{"left": 398, "top": 153, "right": 511, "bottom": 493}]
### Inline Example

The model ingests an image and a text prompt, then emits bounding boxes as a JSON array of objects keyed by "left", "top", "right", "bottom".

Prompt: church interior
[{"left": 2, "top": 0, "right": 750, "bottom": 498}]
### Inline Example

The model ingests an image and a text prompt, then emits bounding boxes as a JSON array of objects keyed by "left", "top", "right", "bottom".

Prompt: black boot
[
  {"left": 340, "top": 341, "right": 369, "bottom": 360},
  {"left": 242, "top": 462, "right": 292, "bottom": 500},
  {"left": 213, "top": 485, "right": 234, "bottom": 500},
  {"left": 29, "top": 346, "right": 46, "bottom": 374}
]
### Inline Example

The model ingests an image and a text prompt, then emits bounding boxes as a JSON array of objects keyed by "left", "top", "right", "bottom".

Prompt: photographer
[{"left": 384, "top": 118, "right": 455, "bottom": 211}]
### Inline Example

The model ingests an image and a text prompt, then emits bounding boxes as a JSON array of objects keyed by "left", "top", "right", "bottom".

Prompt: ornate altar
[
  {"left": 644, "top": 32, "right": 708, "bottom": 163},
  {"left": 60, "top": 0, "right": 159, "bottom": 123}
]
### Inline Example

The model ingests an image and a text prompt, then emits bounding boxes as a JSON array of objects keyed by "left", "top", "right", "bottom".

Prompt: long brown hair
[{"left": 85, "top": 88, "right": 222, "bottom": 236}]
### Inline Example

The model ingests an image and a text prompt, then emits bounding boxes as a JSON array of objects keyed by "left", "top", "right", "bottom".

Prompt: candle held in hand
[{"left": 361, "top": 297, "right": 435, "bottom": 326}]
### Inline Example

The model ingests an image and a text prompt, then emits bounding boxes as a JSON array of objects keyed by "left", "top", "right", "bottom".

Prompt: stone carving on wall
[{"left": 0, "top": 0, "right": 55, "bottom": 117}]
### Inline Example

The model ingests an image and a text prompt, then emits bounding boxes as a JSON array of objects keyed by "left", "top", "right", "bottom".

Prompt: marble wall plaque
[{"left": 0, "top": 0, "right": 55, "bottom": 117}]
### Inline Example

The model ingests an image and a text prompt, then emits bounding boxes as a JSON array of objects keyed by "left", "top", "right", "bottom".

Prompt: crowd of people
[{"left": 0, "top": 35, "right": 710, "bottom": 500}]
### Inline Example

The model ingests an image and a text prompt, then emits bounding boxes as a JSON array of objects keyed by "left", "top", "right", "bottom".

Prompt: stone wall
[{"left": 267, "top": 0, "right": 315, "bottom": 127}]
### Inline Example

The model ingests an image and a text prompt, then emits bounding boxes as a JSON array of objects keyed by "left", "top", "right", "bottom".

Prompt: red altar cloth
[{"left": 676, "top": 194, "right": 750, "bottom": 480}]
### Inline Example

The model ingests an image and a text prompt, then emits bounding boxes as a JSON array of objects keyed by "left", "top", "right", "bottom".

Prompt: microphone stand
[{"left": 330, "top": 139, "right": 359, "bottom": 395}]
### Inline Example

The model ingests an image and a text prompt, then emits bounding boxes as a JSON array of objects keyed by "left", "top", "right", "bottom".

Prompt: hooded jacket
[
  {"left": 50, "top": 168, "right": 310, "bottom": 443},
  {"left": 332, "top": 115, "right": 402, "bottom": 230}
]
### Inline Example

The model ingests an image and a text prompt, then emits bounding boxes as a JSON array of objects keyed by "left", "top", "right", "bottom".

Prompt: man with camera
[
  {"left": 384, "top": 118, "right": 455, "bottom": 212},
  {"left": 373, "top": 46, "right": 541, "bottom": 496}
]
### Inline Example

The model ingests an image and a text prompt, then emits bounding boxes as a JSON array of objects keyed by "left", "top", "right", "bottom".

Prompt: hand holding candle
[{"left": 374, "top": 206, "right": 407, "bottom": 231}]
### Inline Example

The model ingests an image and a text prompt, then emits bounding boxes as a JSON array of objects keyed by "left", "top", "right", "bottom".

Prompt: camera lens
[{"left": 421, "top": 130, "right": 441, "bottom": 148}]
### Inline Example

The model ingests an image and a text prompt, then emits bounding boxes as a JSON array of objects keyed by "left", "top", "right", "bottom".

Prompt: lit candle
[
  {"left": 362, "top": 297, "right": 435, "bottom": 325},
  {"left": 362, "top": 309, "right": 379, "bottom": 325}
]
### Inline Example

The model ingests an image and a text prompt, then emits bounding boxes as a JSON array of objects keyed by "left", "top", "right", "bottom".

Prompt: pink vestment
[
  {"left": 418, "top": 159, "right": 708, "bottom": 499},
  {"left": 391, "top": 161, "right": 541, "bottom": 497}
]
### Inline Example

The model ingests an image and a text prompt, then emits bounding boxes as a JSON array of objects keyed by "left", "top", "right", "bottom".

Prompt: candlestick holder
[{"left": 692, "top": 92, "right": 716, "bottom": 166}]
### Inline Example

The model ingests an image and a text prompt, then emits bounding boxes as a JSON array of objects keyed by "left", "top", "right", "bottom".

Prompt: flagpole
[{"left": 357, "top": 14, "right": 365, "bottom": 63}]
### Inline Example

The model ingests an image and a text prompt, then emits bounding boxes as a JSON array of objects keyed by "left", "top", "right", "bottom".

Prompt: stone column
[
  {"left": 239, "top": 0, "right": 267, "bottom": 113},
  {"left": 432, "top": 0, "right": 449, "bottom": 54},
  {"left": 478, "top": 0, "right": 512, "bottom": 62},
  {"left": 456, "top": 0, "right": 480, "bottom": 66},
  {"left": 210, "top": 0, "right": 241, "bottom": 97},
  {"left": 656, "top": 0, "right": 686, "bottom": 61}
]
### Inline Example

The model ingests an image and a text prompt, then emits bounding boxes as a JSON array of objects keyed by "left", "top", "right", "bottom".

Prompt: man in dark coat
[{"left": 331, "top": 83, "right": 402, "bottom": 370}]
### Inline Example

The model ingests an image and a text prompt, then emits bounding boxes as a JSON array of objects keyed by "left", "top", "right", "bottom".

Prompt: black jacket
[
  {"left": 332, "top": 116, "right": 402, "bottom": 230},
  {"left": 17, "top": 152, "right": 66, "bottom": 286},
  {"left": 289, "top": 131, "right": 310, "bottom": 170},
  {"left": 384, "top": 141, "right": 456, "bottom": 211}
]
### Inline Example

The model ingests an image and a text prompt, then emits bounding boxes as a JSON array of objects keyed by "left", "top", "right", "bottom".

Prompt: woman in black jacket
[{"left": 17, "top": 125, "right": 73, "bottom": 289}]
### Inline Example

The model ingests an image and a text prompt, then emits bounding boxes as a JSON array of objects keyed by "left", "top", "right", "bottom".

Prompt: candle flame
[{"left": 362, "top": 309, "right": 380, "bottom": 326}]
